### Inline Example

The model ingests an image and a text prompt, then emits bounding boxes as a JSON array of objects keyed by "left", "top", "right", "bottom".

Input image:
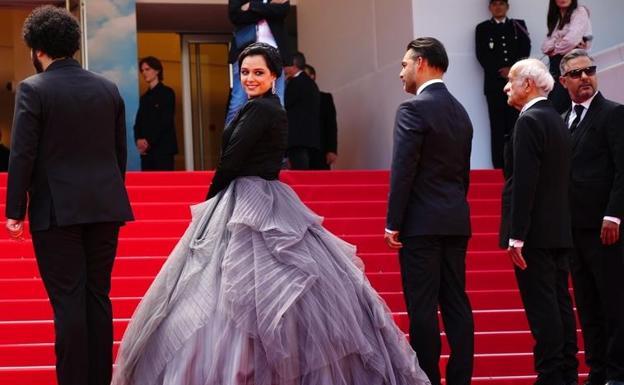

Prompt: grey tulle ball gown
[{"left": 112, "top": 93, "right": 431, "bottom": 385}]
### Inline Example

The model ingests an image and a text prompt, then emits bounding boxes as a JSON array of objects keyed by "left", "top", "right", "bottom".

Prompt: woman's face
[
  {"left": 240, "top": 55, "right": 276, "bottom": 98},
  {"left": 555, "top": 0, "right": 572, "bottom": 9}
]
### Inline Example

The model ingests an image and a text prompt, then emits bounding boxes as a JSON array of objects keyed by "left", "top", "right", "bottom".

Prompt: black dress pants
[
  {"left": 288, "top": 146, "right": 314, "bottom": 170},
  {"left": 140, "top": 152, "right": 174, "bottom": 171},
  {"left": 309, "top": 148, "right": 330, "bottom": 170},
  {"left": 571, "top": 228, "right": 624, "bottom": 384},
  {"left": 514, "top": 247, "right": 578, "bottom": 385},
  {"left": 485, "top": 91, "right": 519, "bottom": 169},
  {"left": 399, "top": 235, "right": 474, "bottom": 385},
  {"left": 31, "top": 222, "right": 120, "bottom": 385}
]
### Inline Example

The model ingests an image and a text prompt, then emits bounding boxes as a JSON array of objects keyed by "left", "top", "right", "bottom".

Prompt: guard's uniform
[{"left": 476, "top": 17, "right": 531, "bottom": 168}]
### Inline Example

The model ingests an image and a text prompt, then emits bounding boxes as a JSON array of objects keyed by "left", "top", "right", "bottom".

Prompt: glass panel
[{"left": 188, "top": 42, "right": 229, "bottom": 171}]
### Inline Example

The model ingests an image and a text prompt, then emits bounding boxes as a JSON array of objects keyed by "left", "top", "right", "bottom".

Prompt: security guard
[{"left": 476, "top": 0, "right": 531, "bottom": 169}]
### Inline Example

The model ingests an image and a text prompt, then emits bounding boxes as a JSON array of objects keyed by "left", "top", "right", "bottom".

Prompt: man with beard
[
  {"left": 5, "top": 6, "right": 133, "bottom": 385},
  {"left": 559, "top": 49, "right": 624, "bottom": 385},
  {"left": 385, "top": 37, "right": 474, "bottom": 385}
]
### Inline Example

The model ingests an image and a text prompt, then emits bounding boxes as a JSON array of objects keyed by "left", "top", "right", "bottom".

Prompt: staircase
[{"left": 0, "top": 170, "right": 586, "bottom": 384}]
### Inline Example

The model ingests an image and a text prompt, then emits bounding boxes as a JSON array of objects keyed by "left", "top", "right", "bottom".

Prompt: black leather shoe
[{"left": 605, "top": 381, "right": 624, "bottom": 385}]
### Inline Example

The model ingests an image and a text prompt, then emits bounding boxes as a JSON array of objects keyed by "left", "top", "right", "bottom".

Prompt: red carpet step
[{"left": 0, "top": 170, "right": 587, "bottom": 385}]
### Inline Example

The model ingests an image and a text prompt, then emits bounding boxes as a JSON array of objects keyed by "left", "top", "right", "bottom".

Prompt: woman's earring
[{"left": 272, "top": 81, "right": 276, "bottom": 94}]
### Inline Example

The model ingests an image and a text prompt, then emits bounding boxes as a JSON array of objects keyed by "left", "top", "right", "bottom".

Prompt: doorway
[
  {"left": 136, "top": 33, "right": 230, "bottom": 171},
  {"left": 181, "top": 35, "right": 230, "bottom": 171}
]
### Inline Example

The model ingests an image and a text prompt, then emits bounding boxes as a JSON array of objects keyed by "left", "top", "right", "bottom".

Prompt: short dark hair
[
  {"left": 238, "top": 42, "right": 283, "bottom": 77},
  {"left": 292, "top": 51, "right": 306, "bottom": 70},
  {"left": 406, "top": 37, "right": 449, "bottom": 73},
  {"left": 139, "top": 56, "right": 164, "bottom": 81},
  {"left": 22, "top": 5, "right": 81, "bottom": 59},
  {"left": 304, "top": 64, "right": 316, "bottom": 76}
]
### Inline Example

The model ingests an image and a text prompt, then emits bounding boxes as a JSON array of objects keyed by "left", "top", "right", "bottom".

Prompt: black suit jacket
[
  {"left": 134, "top": 82, "right": 178, "bottom": 155},
  {"left": 567, "top": 92, "right": 624, "bottom": 229},
  {"left": 285, "top": 72, "right": 321, "bottom": 150},
  {"left": 228, "top": 0, "right": 292, "bottom": 65},
  {"left": 476, "top": 18, "right": 531, "bottom": 95},
  {"left": 499, "top": 99, "right": 572, "bottom": 248},
  {"left": 207, "top": 93, "right": 287, "bottom": 199},
  {"left": 319, "top": 91, "right": 338, "bottom": 154},
  {"left": 386, "top": 82, "right": 473, "bottom": 237},
  {"left": 5, "top": 59, "right": 134, "bottom": 231}
]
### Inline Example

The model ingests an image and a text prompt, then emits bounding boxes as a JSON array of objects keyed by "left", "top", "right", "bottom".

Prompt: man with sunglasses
[{"left": 560, "top": 49, "right": 624, "bottom": 385}]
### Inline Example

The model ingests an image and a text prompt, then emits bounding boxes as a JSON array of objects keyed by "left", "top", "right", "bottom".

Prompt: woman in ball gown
[{"left": 112, "top": 42, "right": 431, "bottom": 385}]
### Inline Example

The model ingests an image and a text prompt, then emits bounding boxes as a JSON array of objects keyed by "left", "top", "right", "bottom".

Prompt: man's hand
[
  {"left": 136, "top": 139, "right": 149, "bottom": 155},
  {"left": 6, "top": 218, "right": 25, "bottom": 241},
  {"left": 601, "top": 220, "right": 620, "bottom": 245},
  {"left": 508, "top": 246, "right": 527, "bottom": 270},
  {"left": 326, "top": 152, "right": 337, "bottom": 165},
  {"left": 241, "top": 2, "right": 250, "bottom": 11},
  {"left": 384, "top": 230, "right": 403, "bottom": 249}
]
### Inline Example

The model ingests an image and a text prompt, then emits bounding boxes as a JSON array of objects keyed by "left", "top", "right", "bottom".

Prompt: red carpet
[{"left": 0, "top": 170, "right": 586, "bottom": 384}]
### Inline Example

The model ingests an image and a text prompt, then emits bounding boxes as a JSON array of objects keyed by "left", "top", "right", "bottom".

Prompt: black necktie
[{"left": 569, "top": 105, "right": 585, "bottom": 133}]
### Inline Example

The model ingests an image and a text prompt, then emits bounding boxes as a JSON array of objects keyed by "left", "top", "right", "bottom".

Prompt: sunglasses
[{"left": 563, "top": 65, "right": 597, "bottom": 79}]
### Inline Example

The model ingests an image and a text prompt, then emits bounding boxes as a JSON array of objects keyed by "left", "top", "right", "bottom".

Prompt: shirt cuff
[
  {"left": 509, "top": 238, "right": 524, "bottom": 248},
  {"left": 385, "top": 228, "right": 398, "bottom": 234},
  {"left": 604, "top": 216, "right": 621, "bottom": 225}
]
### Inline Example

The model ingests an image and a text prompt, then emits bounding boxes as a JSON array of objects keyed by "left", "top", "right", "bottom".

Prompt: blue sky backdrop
[{"left": 86, "top": 0, "right": 141, "bottom": 170}]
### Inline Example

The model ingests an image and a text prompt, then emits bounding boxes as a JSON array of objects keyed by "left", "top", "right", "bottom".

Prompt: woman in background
[{"left": 542, "top": 0, "right": 592, "bottom": 113}]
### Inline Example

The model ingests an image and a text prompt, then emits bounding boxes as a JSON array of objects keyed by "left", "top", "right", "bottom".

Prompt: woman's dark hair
[
  {"left": 139, "top": 56, "right": 164, "bottom": 81},
  {"left": 22, "top": 5, "right": 81, "bottom": 59},
  {"left": 406, "top": 37, "right": 449, "bottom": 73},
  {"left": 547, "top": 0, "right": 578, "bottom": 36},
  {"left": 237, "top": 43, "right": 283, "bottom": 77}
]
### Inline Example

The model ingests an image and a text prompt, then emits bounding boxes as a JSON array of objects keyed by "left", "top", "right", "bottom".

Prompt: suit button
[{"left": 504, "top": 50, "right": 508, "bottom": 54}]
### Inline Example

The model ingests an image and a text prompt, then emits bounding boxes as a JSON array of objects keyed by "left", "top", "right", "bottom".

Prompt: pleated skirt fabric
[{"left": 112, "top": 177, "right": 431, "bottom": 385}]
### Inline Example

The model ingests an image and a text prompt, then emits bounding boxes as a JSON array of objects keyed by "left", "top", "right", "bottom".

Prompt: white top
[{"left": 256, "top": 0, "right": 278, "bottom": 48}]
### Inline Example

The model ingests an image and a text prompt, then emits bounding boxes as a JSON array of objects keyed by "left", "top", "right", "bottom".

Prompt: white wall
[
  {"left": 297, "top": 0, "right": 413, "bottom": 170},
  {"left": 297, "top": 0, "right": 624, "bottom": 169}
]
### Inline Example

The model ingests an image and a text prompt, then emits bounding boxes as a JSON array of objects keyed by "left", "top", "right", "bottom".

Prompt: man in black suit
[
  {"left": 303, "top": 64, "right": 338, "bottom": 170},
  {"left": 0, "top": 130, "right": 9, "bottom": 172},
  {"left": 134, "top": 56, "right": 178, "bottom": 171},
  {"left": 4, "top": 6, "right": 134, "bottom": 385},
  {"left": 559, "top": 49, "right": 624, "bottom": 385},
  {"left": 226, "top": 0, "right": 291, "bottom": 125},
  {"left": 476, "top": 0, "right": 531, "bottom": 169},
  {"left": 284, "top": 51, "right": 320, "bottom": 170},
  {"left": 500, "top": 58, "right": 578, "bottom": 385},
  {"left": 385, "top": 37, "right": 474, "bottom": 385}
]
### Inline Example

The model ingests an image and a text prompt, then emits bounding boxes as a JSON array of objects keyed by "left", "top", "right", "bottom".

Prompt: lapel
[{"left": 571, "top": 92, "right": 605, "bottom": 151}]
